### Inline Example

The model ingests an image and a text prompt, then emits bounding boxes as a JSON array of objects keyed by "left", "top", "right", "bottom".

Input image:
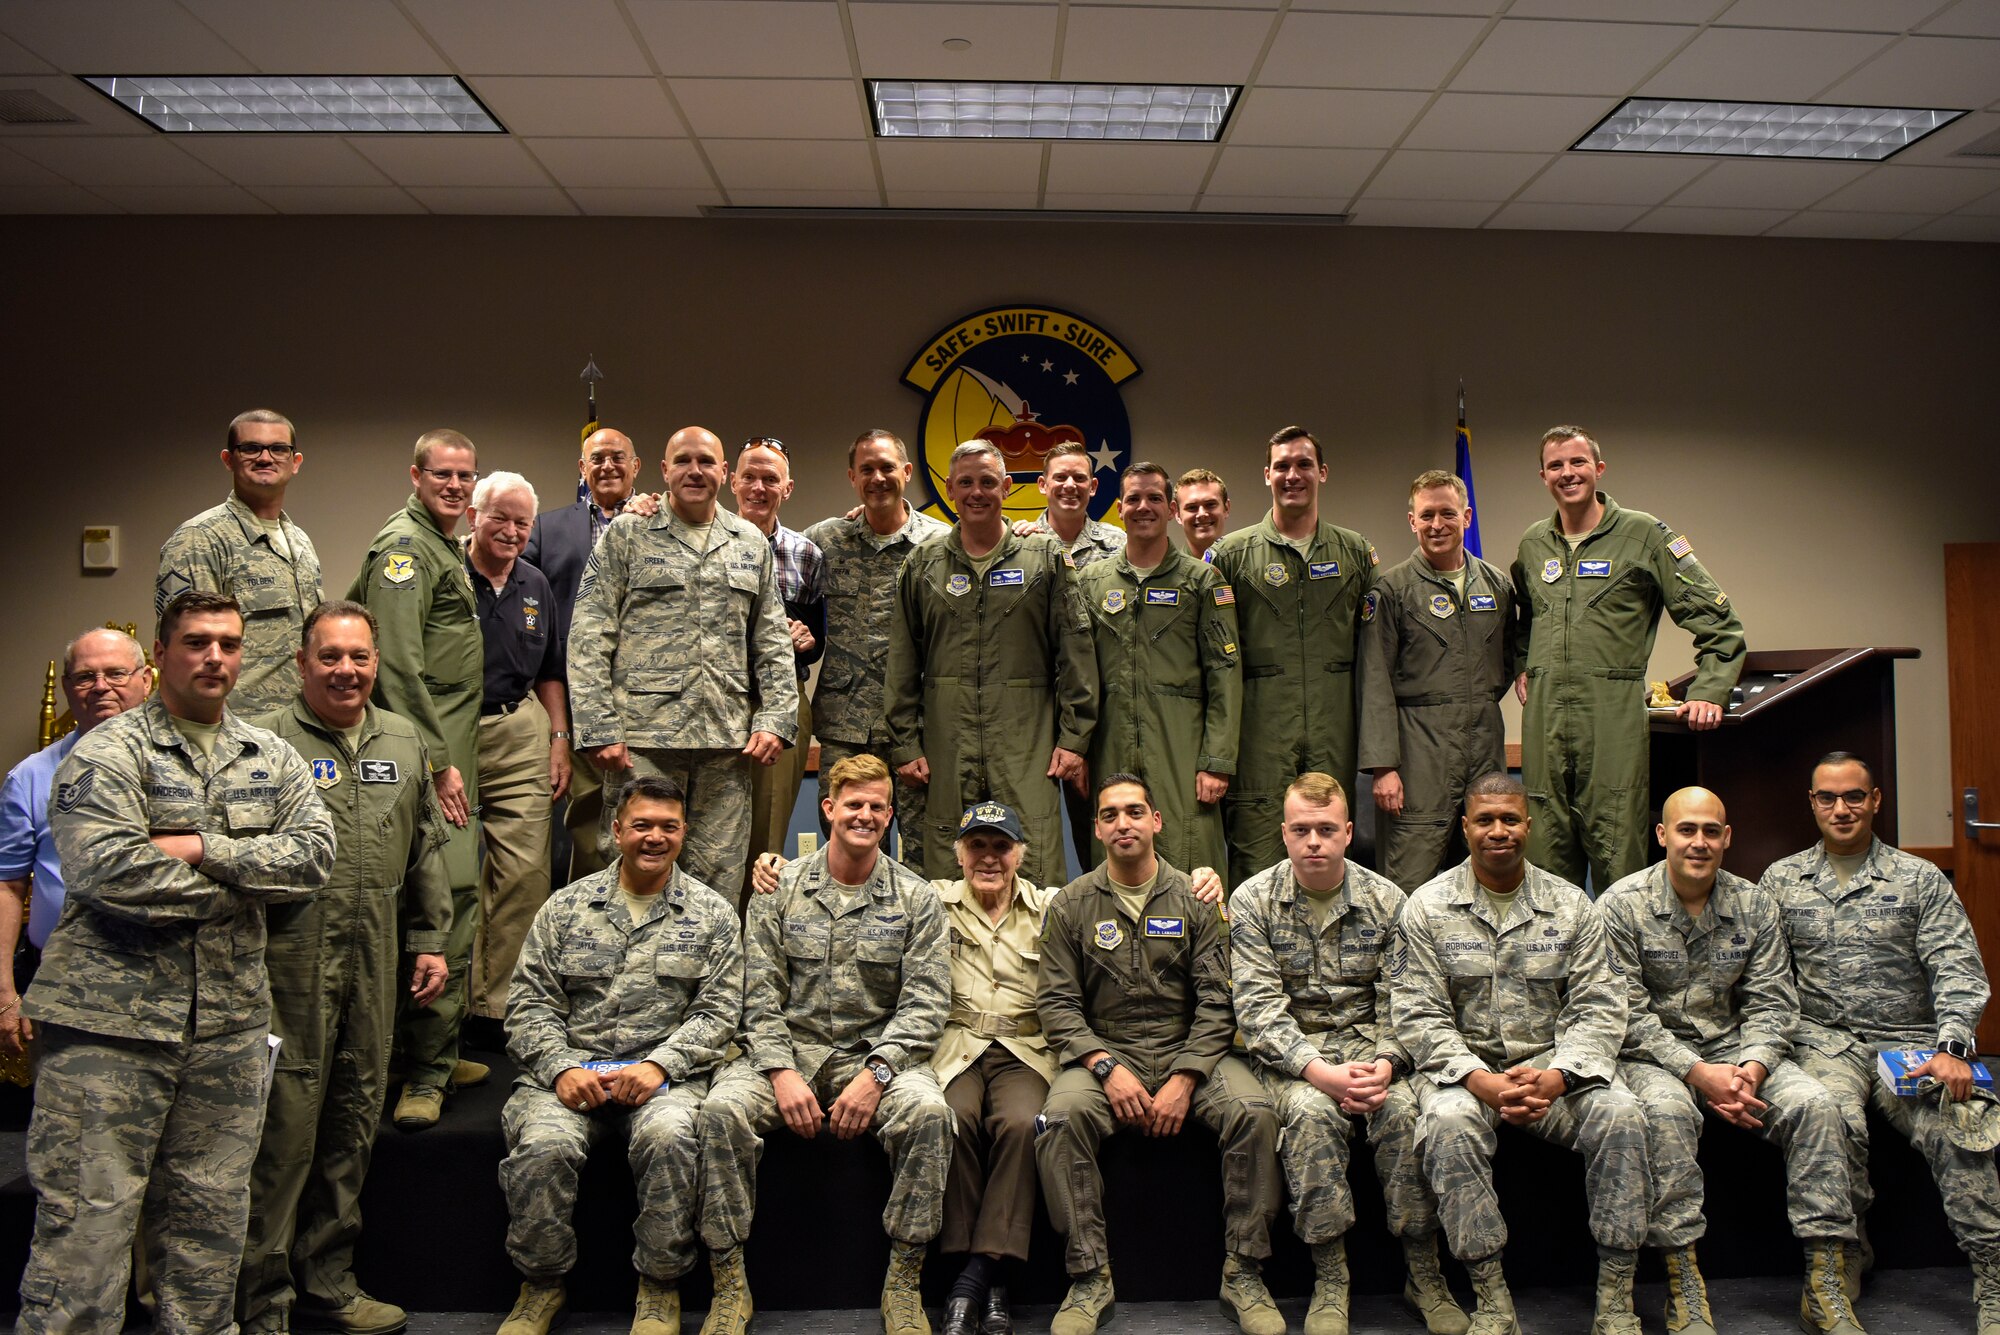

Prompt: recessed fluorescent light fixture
[
  {"left": 1573, "top": 98, "right": 1963, "bottom": 161},
  {"left": 80, "top": 75, "right": 502, "bottom": 133},
  {"left": 868, "top": 80, "right": 1236, "bottom": 141}
]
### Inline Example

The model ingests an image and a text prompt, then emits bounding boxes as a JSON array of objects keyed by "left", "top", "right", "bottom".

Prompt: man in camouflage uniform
[
  {"left": 803, "top": 428, "right": 949, "bottom": 852},
  {"left": 1020, "top": 442, "right": 1126, "bottom": 569},
  {"left": 1073, "top": 463, "right": 1239, "bottom": 877},
  {"left": 1601, "top": 786, "right": 1864, "bottom": 1335},
  {"left": 239, "top": 600, "right": 453, "bottom": 1335},
  {"left": 1361, "top": 470, "right": 1516, "bottom": 891},
  {"left": 157, "top": 408, "right": 322, "bottom": 718},
  {"left": 1036, "top": 774, "right": 1283, "bottom": 1335},
  {"left": 885, "top": 441, "right": 1096, "bottom": 887},
  {"left": 495, "top": 775, "right": 742, "bottom": 1335},
  {"left": 18, "top": 590, "right": 335, "bottom": 1335},
  {"left": 347, "top": 428, "right": 487, "bottom": 1129},
  {"left": 1512, "top": 427, "right": 1745, "bottom": 893},
  {"left": 1391, "top": 773, "right": 1646, "bottom": 1335},
  {"left": 696, "top": 754, "right": 951, "bottom": 1335},
  {"left": 1230, "top": 772, "right": 1466, "bottom": 1335},
  {"left": 1764, "top": 752, "right": 2000, "bottom": 1333},
  {"left": 1211, "top": 426, "right": 1377, "bottom": 888},
  {"left": 569, "top": 425, "right": 797, "bottom": 892}
]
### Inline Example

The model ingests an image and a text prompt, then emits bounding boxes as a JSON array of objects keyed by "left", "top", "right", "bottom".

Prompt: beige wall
[{"left": 6, "top": 215, "right": 1995, "bottom": 846}]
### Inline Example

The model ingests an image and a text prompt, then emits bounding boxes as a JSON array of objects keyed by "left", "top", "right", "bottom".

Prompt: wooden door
[{"left": 1946, "top": 543, "right": 2000, "bottom": 1052}]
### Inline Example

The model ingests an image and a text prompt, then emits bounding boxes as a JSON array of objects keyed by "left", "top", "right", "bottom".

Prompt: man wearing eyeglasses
[
  {"left": 347, "top": 429, "right": 487, "bottom": 1130},
  {"left": 1763, "top": 752, "right": 2000, "bottom": 1330},
  {"left": 0, "top": 629, "right": 154, "bottom": 1059},
  {"left": 156, "top": 408, "right": 322, "bottom": 718}
]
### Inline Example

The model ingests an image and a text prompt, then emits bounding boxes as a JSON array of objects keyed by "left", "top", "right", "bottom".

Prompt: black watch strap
[
  {"left": 1557, "top": 1068, "right": 1582, "bottom": 1095},
  {"left": 1091, "top": 1056, "right": 1120, "bottom": 1081},
  {"left": 1941, "top": 1040, "right": 1976, "bottom": 1062}
]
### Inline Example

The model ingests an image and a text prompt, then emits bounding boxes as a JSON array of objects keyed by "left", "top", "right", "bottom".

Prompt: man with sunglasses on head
[{"left": 157, "top": 408, "right": 322, "bottom": 718}]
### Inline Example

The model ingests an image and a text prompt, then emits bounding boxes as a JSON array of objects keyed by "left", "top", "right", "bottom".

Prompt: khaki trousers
[
  {"left": 942, "top": 1047, "right": 1048, "bottom": 1261},
  {"left": 563, "top": 740, "right": 606, "bottom": 884},
  {"left": 743, "top": 693, "right": 811, "bottom": 910},
  {"left": 472, "top": 697, "right": 553, "bottom": 1020}
]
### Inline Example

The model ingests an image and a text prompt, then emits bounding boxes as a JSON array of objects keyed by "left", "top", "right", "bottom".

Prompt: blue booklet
[{"left": 1877, "top": 1047, "right": 1995, "bottom": 1095}]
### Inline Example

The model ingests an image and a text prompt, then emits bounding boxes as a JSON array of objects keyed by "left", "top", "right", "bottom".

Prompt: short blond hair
[
  {"left": 1286, "top": 771, "right": 1349, "bottom": 816},
  {"left": 825, "top": 753, "right": 892, "bottom": 803},
  {"left": 414, "top": 428, "right": 477, "bottom": 469},
  {"left": 1409, "top": 469, "right": 1468, "bottom": 508},
  {"left": 1177, "top": 468, "right": 1228, "bottom": 504},
  {"left": 1540, "top": 426, "right": 1601, "bottom": 465}
]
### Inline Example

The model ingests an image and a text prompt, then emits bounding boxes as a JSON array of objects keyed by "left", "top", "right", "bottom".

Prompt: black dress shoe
[
  {"left": 942, "top": 1295, "right": 978, "bottom": 1335},
  {"left": 979, "top": 1285, "right": 1013, "bottom": 1335}
]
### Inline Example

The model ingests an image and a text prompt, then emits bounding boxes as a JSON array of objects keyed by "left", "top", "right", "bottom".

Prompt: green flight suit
[
  {"left": 346, "top": 494, "right": 484, "bottom": 1091},
  {"left": 1357, "top": 549, "right": 1518, "bottom": 890},
  {"left": 883, "top": 529, "right": 1097, "bottom": 889},
  {"left": 1073, "top": 548, "right": 1240, "bottom": 878},
  {"left": 1210, "top": 514, "right": 1377, "bottom": 887},
  {"left": 239, "top": 700, "right": 451, "bottom": 1331},
  {"left": 1511, "top": 493, "right": 1745, "bottom": 894}
]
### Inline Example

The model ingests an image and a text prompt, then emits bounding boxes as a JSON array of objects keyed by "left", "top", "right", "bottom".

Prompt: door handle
[{"left": 1967, "top": 788, "right": 2000, "bottom": 840}]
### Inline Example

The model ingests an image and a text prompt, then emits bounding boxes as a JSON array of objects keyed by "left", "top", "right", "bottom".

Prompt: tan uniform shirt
[{"left": 931, "top": 875, "right": 1057, "bottom": 1087}]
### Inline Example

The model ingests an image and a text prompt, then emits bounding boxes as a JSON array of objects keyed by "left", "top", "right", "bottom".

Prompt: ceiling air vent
[
  {"left": 0, "top": 89, "right": 81, "bottom": 125},
  {"left": 1949, "top": 126, "right": 2000, "bottom": 159}
]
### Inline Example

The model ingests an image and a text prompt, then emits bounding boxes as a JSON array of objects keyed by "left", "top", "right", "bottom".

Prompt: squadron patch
[
  {"left": 1102, "top": 589, "right": 1127, "bottom": 614},
  {"left": 382, "top": 553, "right": 416, "bottom": 585},
  {"left": 1577, "top": 559, "right": 1611, "bottom": 578},
  {"left": 1468, "top": 594, "right": 1497, "bottom": 612},
  {"left": 1214, "top": 586, "right": 1235, "bottom": 606},
  {"left": 1308, "top": 561, "right": 1340, "bottom": 580},
  {"left": 1094, "top": 919, "right": 1124, "bottom": 950},
  {"left": 1360, "top": 591, "right": 1378, "bottom": 623},
  {"left": 1263, "top": 563, "right": 1289, "bottom": 587},
  {"left": 1428, "top": 593, "right": 1454, "bottom": 619},
  {"left": 1541, "top": 558, "right": 1563, "bottom": 583},
  {"left": 311, "top": 758, "right": 340, "bottom": 790},
  {"left": 946, "top": 573, "right": 971, "bottom": 597},
  {"left": 989, "top": 568, "right": 1025, "bottom": 587},
  {"left": 1144, "top": 588, "right": 1179, "bottom": 605},
  {"left": 1144, "top": 916, "right": 1185, "bottom": 938}
]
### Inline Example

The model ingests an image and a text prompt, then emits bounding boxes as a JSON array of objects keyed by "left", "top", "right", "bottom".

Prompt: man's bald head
[
  {"left": 1662, "top": 786, "right": 1726, "bottom": 827},
  {"left": 1656, "top": 785, "right": 1731, "bottom": 896},
  {"left": 663, "top": 426, "right": 727, "bottom": 522},
  {"left": 580, "top": 427, "right": 639, "bottom": 510},
  {"left": 667, "top": 426, "right": 722, "bottom": 457}
]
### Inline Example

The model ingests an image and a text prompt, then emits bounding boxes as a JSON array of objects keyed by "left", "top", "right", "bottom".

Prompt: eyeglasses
[
  {"left": 420, "top": 467, "right": 479, "bottom": 485},
  {"left": 741, "top": 437, "right": 788, "bottom": 456},
  {"left": 585, "top": 451, "right": 632, "bottom": 467},
  {"left": 229, "top": 442, "right": 294, "bottom": 459},
  {"left": 65, "top": 666, "right": 142, "bottom": 688},
  {"left": 1809, "top": 789, "right": 1872, "bottom": 811}
]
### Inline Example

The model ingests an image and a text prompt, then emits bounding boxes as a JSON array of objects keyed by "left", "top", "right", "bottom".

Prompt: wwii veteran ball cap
[{"left": 959, "top": 800, "right": 1025, "bottom": 843}]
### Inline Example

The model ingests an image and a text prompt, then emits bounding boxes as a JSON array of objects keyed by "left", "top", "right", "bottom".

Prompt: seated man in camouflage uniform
[
  {"left": 1601, "top": 786, "right": 1864, "bottom": 1335},
  {"left": 1764, "top": 752, "right": 2000, "bottom": 1334},
  {"left": 1229, "top": 772, "right": 1467, "bottom": 1335},
  {"left": 696, "top": 753, "right": 952, "bottom": 1335},
  {"left": 495, "top": 775, "right": 742, "bottom": 1335},
  {"left": 1391, "top": 772, "right": 1647, "bottom": 1335}
]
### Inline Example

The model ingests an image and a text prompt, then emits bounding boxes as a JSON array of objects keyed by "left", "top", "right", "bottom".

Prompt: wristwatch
[
  {"left": 1941, "top": 1039, "right": 1976, "bottom": 1062},
  {"left": 1090, "top": 1056, "right": 1120, "bottom": 1081},
  {"left": 551, "top": 731, "right": 571, "bottom": 740},
  {"left": 868, "top": 1058, "right": 894, "bottom": 1087},
  {"left": 1556, "top": 1068, "right": 1582, "bottom": 1095}
]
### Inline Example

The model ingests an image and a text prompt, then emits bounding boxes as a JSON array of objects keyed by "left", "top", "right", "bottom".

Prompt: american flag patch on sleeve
[
  {"left": 1215, "top": 586, "right": 1235, "bottom": 606},
  {"left": 1667, "top": 534, "right": 1693, "bottom": 560}
]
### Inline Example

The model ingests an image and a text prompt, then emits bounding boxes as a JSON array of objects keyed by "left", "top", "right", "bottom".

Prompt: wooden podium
[{"left": 1648, "top": 647, "right": 1918, "bottom": 880}]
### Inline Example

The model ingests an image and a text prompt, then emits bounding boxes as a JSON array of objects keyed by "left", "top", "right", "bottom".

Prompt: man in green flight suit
[
  {"left": 1210, "top": 426, "right": 1378, "bottom": 888},
  {"left": 1073, "top": 462, "right": 1240, "bottom": 878},
  {"left": 1511, "top": 427, "right": 1745, "bottom": 893},
  {"left": 884, "top": 440, "right": 1097, "bottom": 889},
  {"left": 347, "top": 428, "right": 487, "bottom": 1129}
]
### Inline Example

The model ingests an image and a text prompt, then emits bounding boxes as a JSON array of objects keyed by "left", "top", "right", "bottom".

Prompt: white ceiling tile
[
  {"left": 472, "top": 77, "right": 684, "bottom": 138},
  {"left": 0, "top": 146, "right": 59, "bottom": 185},
  {"left": 1639, "top": 28, "right": 1892, "bottom": 101},
  {"left": 350, "top": 136, "right": 552, "bottom": 187},
  {"left": 1259, "top": 14, "right": 1489, "bottom": 89},
  {"left": 1044, "top": 142, "right": 1215, "bottom": 193},
  {"left": 877, "top": 140, "right": 1044, "bottom": 192},
  {"left": 0, "top": 1, "right": 252, "bottom": 72},
  {"left": 1346, "top": 197, "right": 1498, "bottom": 226},
  {"left": 6, "top": 136, "right": 227, "bottom": 186},
  {"left": 90, "top": 184, "right": 274, "bottom": 213},
  {"left": 1517, "top": 152, "right": 1709, "bottom": 203},
  {"left": 1825, "top": 36, "right": 2000, "bottom": 109},
  {"left": 1059, "top": 7, "right": 1273, "bottom": 84},
  {"left": 568, "top": 186, "right": 720, "bottom": 215},
  {"left": 672, "top": 78, "right": 866, "bottom": 139},
  {"left": 1226, "top": 89, "right": 1430, "bottom": 148},
  {"left": 1292, "top": 0, "right": 1496, "bottom": 12},
  {"left": 0, "top": 183, "right": 118, "bottom": 212},
  {"left": 248, "top": 185, "right": 423, "bottom": 213},
  {"left": 1513, "top": 0, "right": 1720, "bottom": 18},
  {"left": 405, "top": 185, "right": 581, "bottom": 214},
  {"left": 1908, "top": 211, "right": 2000, "bottom": 239},
  {"left": 174, "top": 137, "right": 390, "bottom": 187},
  {"left": 723, "top": 188, "right": 883, "bottom": 207},
  {"left": 1920, "top": 0, "right": 2000, "bottom": 38},
  {"left": 525, "top": 137, "right": 711, "bottom": 189},
  {"left": 1814, "top": 163, "right": 2000, "bottom": 212},
  {"left": 850, "top": 4, "right": 1058, "bottom": 82},
  {"left": 0, "top": 33, "right": 54, "bottom": 74},
  {"left": 400, "top": 0, "right": 652, "bottom": 76},
  {"left": 1196, "top": 194, "right": 1353, "bottom": 213},
  {"left": 704, "top": 138, "right": 878, "bottom": 190},
  {"left": 0, "top": 76, "right": 155, "bottom": 135},
  {"left": 1625, "top": 204, "right": 1792, "bottom": 233},
  {"left": 1720, "top": 0, "right": 1939, "bottom": 32},
  {"left": 1362, "top": 149, "right": 1551, "bottom": 199},
  {"left": 630, "top": 1, "right": 853, "bottom": 78},
  {"left": 1041, "top": 191, "right": 1197, "bottom": 210},
  {"left": 1486, "top": 200, "right": 1649, "bottom": 228},
  {"left": 883, "top": 189, "right": 1041, "bottom": 208},
  {"left": 1403, "top": 93, "right": 1609, "bottom": 151},
  {"left": 176, "top": 0, "right": 448, "bottom": 72},
  {"left": 1665, "top": 157, "right": 1870, "bottom": 207},
  {"left": 1878, "top": 109, "right": 2000, "bottom": 166},
  {"left": 1205, "top": 145, "right": 1381, "bottom": 197},
  {"left": 1452, "top": 20, "right": 1695, "bottom": 95},
  {"left": 1766, "top": 209, "right": 1930, "bottom": 236}
]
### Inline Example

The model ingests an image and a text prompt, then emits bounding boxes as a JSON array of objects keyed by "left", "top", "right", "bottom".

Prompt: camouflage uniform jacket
[
  {"left": 1762, "top": 837, "right": 1987, "bottom": 1056},
  {"left": 30, "top": 699, "right": 335, "bottom": 1042},
  {"left": 569, "top": 505, "right": 798, "bottom": 751},
  {"left": 156, "top": 493, "right": 323, "bottom": 719},
  {"left": 1036, "top": 860, "right": 1231, "bottom": 1080},
  {"left": 742, "top": 846, "right": 948, "bottom": 1080},
  {"left": 1229, "top": 859, "right": 1409, "bottom": 1078},
  {"left": 1598, "top": 862, "right": 1793, "bottom": 1078},
  {"left": 803, "top": 505, "right": 949, "bottom": 747},
  {"left": 1024, "top": 511, "right": 1126, "bottom": 570},
  {"left": 1390, "top": 859, "right": 1626, "bottom": 1088},
  {"left": 506, "top": 862, "right": 743, "bottom": 1089}
]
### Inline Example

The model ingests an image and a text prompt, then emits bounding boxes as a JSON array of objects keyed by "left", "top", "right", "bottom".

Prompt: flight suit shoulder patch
[
  {"left": 311, "top": 758, "right": 340, "bottom": 789},
  {"left": 1094, "top": 919, "right": 1123, "bottom": 949},
  {"left": 1428, "top": 592, "right": 1453, "bottom": 619},
  {"left": 1214, "top": 585, "right": 1235, "bottom": 605},
  {"left": 1102, "top": 589, "right": 1126, "bottom": 614},
  {"left": 382, "top": 553, "right": 416, "bottom": 585},
  {"left": 1360, "top": 591, "right": 1378, "bottom": 623}
]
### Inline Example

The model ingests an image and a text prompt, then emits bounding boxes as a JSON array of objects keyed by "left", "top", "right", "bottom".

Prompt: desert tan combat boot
[
  {"left": 1970, "top": 1246, "right": 2000, "bottom": 1335},
  {"left": 699, "top": 1245, "right": 753, "bottom": 1335},
  {"left": 882, "top": 1239, "right": 930, "bottom": 1335},
  {"left": 1403, "top": 1234, "right": 1470, "bottom": 1335},
  {"left": 1050, "top": 1266, "right": 1115, "bottom": 1335},
  {"left": 1662, "top": 1245, "right": 1717, "bottom": 1335},
  {"left": 631, "top": 1276, "right": 679, "bottom": 1335},
  {"left": 1799, "top": 1241, "right": 1867, "bottom": 1335},
  {"left": 1306, "top": 1238, "right": 1350, "bottom": 1335},
  {"left": 1843, "top": 1219, "right": 1872, "bottom": 1303},
  {"left": 1589, "top": 1248, "right": 1642, "bottom": 1335},
  {"left": 496, "top": 1281, "right": 566, "bottom": 1335},
  {"left": 1219, "top": 1253, "right": 1285, "bottom": 1335},
  {"left": 1464, "top": 1253, "right": 1519, "bottom": 1335}
]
